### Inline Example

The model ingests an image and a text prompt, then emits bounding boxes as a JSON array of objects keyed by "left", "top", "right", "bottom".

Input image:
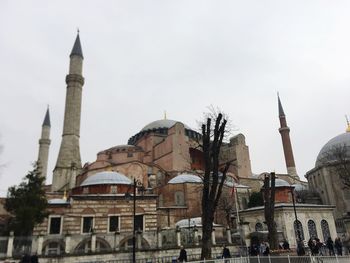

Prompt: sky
[{"left": 0, "top": 1, "right": 349, "bottom": 196}]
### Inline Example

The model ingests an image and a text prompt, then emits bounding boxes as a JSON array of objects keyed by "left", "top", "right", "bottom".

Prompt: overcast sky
[{"left": 0, "top": 1, "right": 349, "bottom": 196}]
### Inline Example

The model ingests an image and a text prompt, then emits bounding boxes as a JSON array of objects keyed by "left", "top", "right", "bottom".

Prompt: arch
[
  {"left": 42, "top": 239, "right": 65, "bottom": 256},
  {"left": 321, "top": 219, "right": 330, "bottom": 241},
  {"left": 294, "top": 220, "right": 304, "bottom": 240},
  {"left": 108, "top": 207, "right": 121, "bottom": 214},
  {"left": 307, "top": 220, "right": 318, "bottom": 239},
  {"left": 74, "top": 237, "right": 111, "bottom": 254},
  {"left": 119, "top": 235, "right": 150, "bottom": 251},
  {"left": 255, "top": 222, "right": 263, "bottom": 232},
  {"left": 81, "top": 208, "right": 95, "bottom": 214}
]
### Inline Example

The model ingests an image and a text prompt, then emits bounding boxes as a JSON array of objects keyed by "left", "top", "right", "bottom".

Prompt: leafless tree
[
  {"left": 263, "top": 172, "right": 278, "bottom": 249},
  {"left": 200, "top": 112, "right": 232, "bottom": 259}
]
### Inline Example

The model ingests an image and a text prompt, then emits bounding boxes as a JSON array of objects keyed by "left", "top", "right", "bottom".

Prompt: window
[
  {"left": 175, "top": 191, "right": 185, "bottom": 206},
  {"left": 82, "top": 216, "right": 94, "bottom": 233},
  {"left": 109, "top": 216, "right": 119, "bottom": 232},
  {"left": 127, "top": 152, "right": 133, "bottom": 157},
  {"left": 321, "top": 220, "right": 330, "bottom": 241},
  {"left": 307, "top": 220, "right": 317, "bottom": 239},
  {"left": 49, "top": 217, "right": 62, "bottom": 235},
  {"left": 255, "top": 222, "right": 263, "bottom": 232},
  {"left": 134, "top": 215, "right": 144, "bottom": 231}
]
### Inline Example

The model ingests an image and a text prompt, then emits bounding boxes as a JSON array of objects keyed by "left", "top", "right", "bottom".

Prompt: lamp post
[
  {"left": 125, "top": 178, "right": 137, "bottom": 263},
  {"left": 290, "top": 188, "right": 302, "bottom": 243}
]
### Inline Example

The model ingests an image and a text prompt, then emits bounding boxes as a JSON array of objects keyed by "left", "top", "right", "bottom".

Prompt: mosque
[{"left": 0, "top": 34, "right": 348, "bottom": 259}]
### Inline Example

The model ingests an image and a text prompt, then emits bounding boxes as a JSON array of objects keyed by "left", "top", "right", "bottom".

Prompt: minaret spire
[
  {"left": 37, "top": 107, "right": 51, "bottom": 180},
  {"left": 277, "top": 94, "right": 298, "bottom": 179},
  {"left": 53, "top": 33, "right": 85, "bottom": 191}
]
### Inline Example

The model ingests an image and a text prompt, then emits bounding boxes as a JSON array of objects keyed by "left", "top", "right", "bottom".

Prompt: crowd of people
[{"left": 307, "top": 236, "right": 345, "bottom": 256}]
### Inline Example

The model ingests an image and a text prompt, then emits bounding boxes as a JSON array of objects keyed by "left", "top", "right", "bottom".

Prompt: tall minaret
[
  {"left": 37, "top": 107, "right": 51, "bottom": 179},
  {"left": 278, "top": 94, "right": 299, "bottom": 179},
  {"left": 52, "top": 33, "right": 84, "bottom": 191}
]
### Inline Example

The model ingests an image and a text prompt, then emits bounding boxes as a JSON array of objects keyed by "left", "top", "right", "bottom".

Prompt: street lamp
[{"left": 125, "top": 178, "right": 144, "bottom": 263}]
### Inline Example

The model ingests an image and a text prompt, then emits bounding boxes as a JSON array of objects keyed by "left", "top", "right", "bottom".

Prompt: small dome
[
  {"left": 81, "top": 171, "right": 132, "bottom": 187},
  {"left": 141, "top": 119, "right": 191, "bottom": 132},
  {"left": 292, "top": 184, "right": 307, "bottom": 191},
  {"left": 175, "top": 217, "right": 220, "bottom": 228},
  {"left": 48, "top": 198, "right": 69, "bottom": 205},
  {"left": 168, "top": 173, "right": 202, "bottom": 184},
  {"left": 316, "top": 132, "right": 350, "bottom": 167},
  {"left": 263, "top": 178, "right": 290, "bottom": 188}
]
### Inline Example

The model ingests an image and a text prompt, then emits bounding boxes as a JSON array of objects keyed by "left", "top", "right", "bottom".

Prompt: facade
[{"left": 306, "top": 127, "right": 350, "bottom": 234}]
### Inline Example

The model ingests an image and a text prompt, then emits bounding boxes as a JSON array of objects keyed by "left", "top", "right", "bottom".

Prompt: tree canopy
[{"left": 5, "top": 163, "right": 48, "bottom": 236}]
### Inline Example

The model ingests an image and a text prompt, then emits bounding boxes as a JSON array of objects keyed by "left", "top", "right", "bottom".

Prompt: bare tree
[
  {"left": 217, "top": 194, "right": 235, "bottom": 228},
  {"left": 263, "top": 172, "right": 278, "bottom": 249},
  {"left": 200, "top": 112, "right": 232, "bottom": 259}
]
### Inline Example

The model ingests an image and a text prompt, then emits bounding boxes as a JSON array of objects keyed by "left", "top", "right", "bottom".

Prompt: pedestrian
[
  {"left": 343, "top": 233, "right": 350, "bottom": 255},
  {"left": 30, "top": 253, "right": 39, "bottom": 263},
  {"left": 262, "top": 242, "right": 270, "bottom": 256},
  {"left": 326, "top": 237, "right": 334, "bottom": 256},
  {"left": 311, "top": 239, "right": 320, "bottom": 256},
  {"left": 334, "top": 237, "right": 343, "bottom": 256},
  {"left": 20, "top": 254, "right": 31, "bottom": 263},
  {"left": 222, "top": 245, "right": 231, "bottom": 259},
  {"left": 297, "top": 239, "right": 306, "bottom": 256},
  {"left": 282, "top": 240, "right": 290, "bottom": 250},
  {"left": 178, "top": 246, "right": 187, "bottom": 262}
]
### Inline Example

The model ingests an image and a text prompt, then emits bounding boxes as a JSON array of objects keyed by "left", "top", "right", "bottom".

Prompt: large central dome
[
  {"left": 141, "top": 119, "right": 191, "bottom": 132},
  {"left": 316, "top": 131, "right": 350, "bottom": 167}
]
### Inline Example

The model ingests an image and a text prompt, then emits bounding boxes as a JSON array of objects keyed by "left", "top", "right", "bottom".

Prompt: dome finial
[
  {"left": 164, "top": 110, "right": 167, "bottom": 120},
  {"left": 346, "top": 115, "right": 350, "bottom": 132}
]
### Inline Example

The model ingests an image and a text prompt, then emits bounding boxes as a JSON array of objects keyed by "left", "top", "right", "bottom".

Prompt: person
[
  {"left": 297, "top": 240, "right": 306, "bottom": 256},
  {"left": 311, "top": 239, "right": 320, "bottom": 256},
  {"left": 315, "top": 238, "right": 323, "bottom": 256},
  {"left": 178, "top": 246, "right": 187, "bottom": 262},
  {"left": 334, "top": 237, "right": 343, "bottom": 256},
  {"left": 282, "top": 240, "right": 290, "bottom": 250},
  {"left": 30, "top": 253, "right": 39, "bottom": 263},
  {"left": 344, "top": 233, "right": 350, "bottom": 255},
  {"left": 20, "top": 254, "right": 31, "bottom": 263},
  {"left": 222, "top": 245, "right": 231, "bottom": 259},
  {"left": 250, "top": 243, "right": 259, "bottom": 256},
  {"left": 308, "top": 238, "right": 315, "bottom": 254},
  {"left": 326, "top": 237, "right": 334, "bottom": 256},
  {"left": 262, "top": 243, "right": 270, "bottom": 256}
]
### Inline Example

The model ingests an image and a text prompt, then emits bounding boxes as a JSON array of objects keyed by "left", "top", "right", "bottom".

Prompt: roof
[
  {"left": 175, "top": 217, "right": 221, "bottom": 228},
  {"left": 241, "top": 203, "right": 335, "bottom": 213},
  {"left": 141, "top": 119, "right": 192, "bottom": 132},
  {"left": 316, "top": 132, "right": 350, "bottom": 167},
  {"left": 168, "top": 173, "right": 202, "bottom": 184},
  {"left": 48, "top": 198, "right": 69, "bottom": 205},
  {"left": 81, "top": 171, "right": 132, "bottom": 187},
  {"left": 262, "top": 178, "right": 290, "bottom": 188},
  {"left": 42, "top": 107, "right": 50, "bottom": 127},
  {"left": 70, "top": 33, "right": 83, "bottom": 59},
  {"left": 292, "top": 184, "right": 307, "bottom": 191}
]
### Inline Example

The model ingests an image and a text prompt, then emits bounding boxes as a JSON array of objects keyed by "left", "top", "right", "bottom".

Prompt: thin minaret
[
  {"left": 278, "top": 94, "right": 299, "bottom": 178},
  {"left": 37, "top": 107, "right": 51, "bottom": 179},
  {"left": 52, "top": 32, "right": 84, "bottom": 191}
]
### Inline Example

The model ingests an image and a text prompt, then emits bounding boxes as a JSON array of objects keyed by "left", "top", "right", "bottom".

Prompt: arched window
[
  {"left": 175, "top": 191, "right": 185, "bottom": 206},
  {"left": 294, "top": 220, "right": 304, "bottom": 240},
  {"left": 321, "top": 220, "right": 330, "bottom": 241},
  {"left": 255, "top": 222, "right": 263, "bottom": 232},
  {"left": 307, "top": 220, "right": 317, "bottom": 239}
]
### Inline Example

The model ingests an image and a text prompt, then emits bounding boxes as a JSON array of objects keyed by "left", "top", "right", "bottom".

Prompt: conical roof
[
  {"left": 278, "top": 93, "right": 285, "bottom": 117},
  {"left": 70, "top": 33, "right": 83, "bottom": 59},
  {"left": 42, "top": 108, "right": 50, "bottom": 127}
]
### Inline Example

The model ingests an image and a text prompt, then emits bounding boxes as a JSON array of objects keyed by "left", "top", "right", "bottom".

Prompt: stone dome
[
  {"left": 141, "top": 119, "right": 191, "bottom": 132},
  {"left": 292, "top": 184, "right": 307, "bottom": 191},
  {"left": 168, "top": 173, "right": 202, "bottom": 184},
  {"left": 81, "top": 171, "right": 132, "bottom": 187},
  {"left": 316, "top": 132, "right": 350, "bottom": 167}
]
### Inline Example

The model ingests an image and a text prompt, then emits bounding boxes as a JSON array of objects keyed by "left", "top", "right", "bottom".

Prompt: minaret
[
  {"left": 278, "top": 94, "right": 299, "bottom": 178},
  {"left": 37, "top": 107, "right": 51, "bottom": 179},
  {"left": 52, "top": 33, "right": 84, "bottom": 191}
]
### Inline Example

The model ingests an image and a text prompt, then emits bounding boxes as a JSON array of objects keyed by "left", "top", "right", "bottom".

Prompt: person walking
[
  {"left": 178, "top": 246, "right": 187, "bottom": 262},
  {"left": 334, "top": 237, "right": 343, "bottom": 256},
  {"left": 222, "top": 245, "right": 231, "bottom": 259},
  {"left": 326, "top": 237, "right": 334, "bottom": 256}
]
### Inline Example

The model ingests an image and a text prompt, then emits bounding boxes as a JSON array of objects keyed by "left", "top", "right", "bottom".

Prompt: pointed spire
[
  {"left": 277, "top": 92, "right": 285, "bottom": 117},
  {"left": 164, "top": 110, "right": 167, "bottom": 120},
  {"left": 42, "top": 106, "right": 51, "bottom": 127},
  {"left": 70, "top": 31, "right": 84, "bottom": 59}
]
